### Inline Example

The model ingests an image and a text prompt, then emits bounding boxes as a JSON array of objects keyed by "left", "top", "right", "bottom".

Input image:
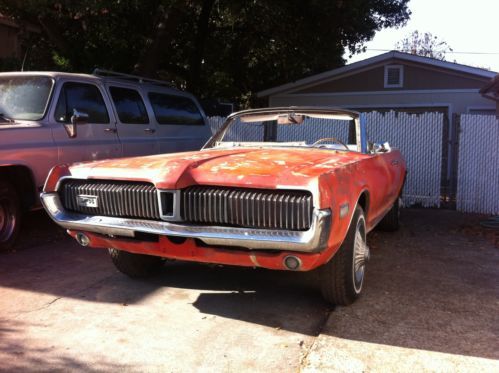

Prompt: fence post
[{"left": 448, "top": 114, "right": 461, "bottom": 207}]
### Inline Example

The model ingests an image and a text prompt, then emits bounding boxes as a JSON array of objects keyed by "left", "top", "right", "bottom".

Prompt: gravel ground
[{"left": 0, "top": 208, "right": 498, "bottom": 372}]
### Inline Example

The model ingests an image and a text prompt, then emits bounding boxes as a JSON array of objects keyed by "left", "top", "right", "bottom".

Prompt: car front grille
[
  {"left": 59, "top": 179, "right": 160, "bottom": 220},
  {"left": 181, "top": 186, "right": 313, "bottom": 231},
  {"left": 59, "top": 180, "right": 314, "bottom": 231}
]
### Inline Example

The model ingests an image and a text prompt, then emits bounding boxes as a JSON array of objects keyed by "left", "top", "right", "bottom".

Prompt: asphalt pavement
[{"left": 1, "top": 209, "right": 498, "bottom": 372}]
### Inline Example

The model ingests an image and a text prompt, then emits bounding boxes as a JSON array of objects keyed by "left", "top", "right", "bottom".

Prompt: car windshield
[
  {"left": 206, "top": 110, "right": 360, "bottom": 152},
  {"left": 0, "top": 76, "right": 54, "bottom": 121}
]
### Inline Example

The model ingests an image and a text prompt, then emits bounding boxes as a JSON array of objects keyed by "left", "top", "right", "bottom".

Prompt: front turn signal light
[{"left": 43, "top": 164, "right": 71, "bottom": 193}]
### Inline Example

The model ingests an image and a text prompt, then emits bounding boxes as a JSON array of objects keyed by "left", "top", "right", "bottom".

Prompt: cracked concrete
[
  {"left": 1, "top": 209, "right": 498, "bottom": 372},
  {"left": 12, "top": 297, "right": 62, "bottom": 318}
]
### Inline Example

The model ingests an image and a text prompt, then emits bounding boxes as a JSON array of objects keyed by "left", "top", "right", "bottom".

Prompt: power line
[{"left": 367, "top": 48, "right": 499, "bottom": 55}]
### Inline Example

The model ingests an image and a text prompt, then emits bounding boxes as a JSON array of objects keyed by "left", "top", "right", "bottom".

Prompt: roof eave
[{"left": 257, "top": 51, "right": 497, "bottom": 98}]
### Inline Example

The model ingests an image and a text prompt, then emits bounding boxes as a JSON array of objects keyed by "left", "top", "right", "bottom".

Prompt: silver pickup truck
[{"left": 0, "top": 70, "right": 212, "bottom": 250}]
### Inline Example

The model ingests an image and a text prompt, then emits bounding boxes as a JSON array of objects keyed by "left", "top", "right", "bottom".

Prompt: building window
[{"left": 384, "top": 65, "right": 404, "bottom": 88}]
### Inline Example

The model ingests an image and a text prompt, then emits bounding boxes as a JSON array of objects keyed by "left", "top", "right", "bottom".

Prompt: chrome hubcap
[
  {"left": 0, "top": 198, "right": 16, "bottom": 242},
  {"left": 352, "top": 217, "right": 369, "bottom": 294}
]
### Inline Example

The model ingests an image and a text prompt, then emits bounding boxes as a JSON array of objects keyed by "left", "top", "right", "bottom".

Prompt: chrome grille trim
[
  {"left": 41, "top": 192, "right": 332, "bottom": 253},
  {"left": 181, "top": 186, "right": 313, "bottom": 231},
  {"left": 59, "top": 179, "right": 160, "bottom": 220}
]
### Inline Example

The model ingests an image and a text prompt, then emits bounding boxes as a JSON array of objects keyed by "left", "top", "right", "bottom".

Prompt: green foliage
[
  {"left": 395, "top": 31, "right": 452, "bottom": 61},
  {"left": 1, "top": 0, "right": 411, "bottom": 106},
  {"left": 52, "top": 52, "right": 72, "bottom": 71}
]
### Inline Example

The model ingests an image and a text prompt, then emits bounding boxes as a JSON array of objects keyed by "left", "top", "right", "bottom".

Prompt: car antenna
[{"left": 20, "top": 46, "right": 30, "bottom": 71}]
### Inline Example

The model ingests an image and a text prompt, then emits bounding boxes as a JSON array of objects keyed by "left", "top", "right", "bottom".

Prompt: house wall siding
[
  {"left": 293, "top": 61, "right": 489, "bottom": 94},
  {"left": 295, "top": 67, "right": 385, "bottom": 93},
  {"left": 403, "top": 64, "right": 488, "bottom": 90}
]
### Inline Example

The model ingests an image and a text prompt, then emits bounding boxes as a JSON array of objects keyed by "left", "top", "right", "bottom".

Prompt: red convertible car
[{"left": 41, "top": 107, "right": 406, "bottom": 305}]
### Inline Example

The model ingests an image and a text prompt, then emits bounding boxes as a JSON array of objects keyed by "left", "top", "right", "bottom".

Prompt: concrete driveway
[{"left": 1, "top": 209, "right": 498, "bottom": 372}]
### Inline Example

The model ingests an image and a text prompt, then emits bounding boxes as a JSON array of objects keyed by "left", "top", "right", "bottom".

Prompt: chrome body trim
[
  {"left": 157, "top": 189, "right": 182, "bottom": 221},
  {"left": 41, "top": 192, "right": 331, "bottom": 252}
]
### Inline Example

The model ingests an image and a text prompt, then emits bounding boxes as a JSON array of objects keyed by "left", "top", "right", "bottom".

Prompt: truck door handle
[
  {"left": 144, "top": 128, "right": 156, "bottom": 134},
  {"left": 104, "top": 128, "right": 117, "bottom": 134},
  {"left": 391, "top": 160, "right": 399, "bottom": 166}
]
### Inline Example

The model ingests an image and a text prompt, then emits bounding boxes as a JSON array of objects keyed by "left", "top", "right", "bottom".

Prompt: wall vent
[{"left": 384, "top": 65, "right": 404, "bottom": 88}]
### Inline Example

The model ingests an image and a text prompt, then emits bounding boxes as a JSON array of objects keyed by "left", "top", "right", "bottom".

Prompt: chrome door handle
[
  {"left": 144, "top": 128, "right": 156, "bottom": 134},
  {"left": 391, "top": 160, "right": 399, "bottom": 166},
  {"left": 104, "top": 128, "right": 117, "bottom": 133}
]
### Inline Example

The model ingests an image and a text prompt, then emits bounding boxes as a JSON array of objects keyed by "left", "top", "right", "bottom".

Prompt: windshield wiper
[{"left": 0, "top": 113, "right": 15, "bottom": 123}]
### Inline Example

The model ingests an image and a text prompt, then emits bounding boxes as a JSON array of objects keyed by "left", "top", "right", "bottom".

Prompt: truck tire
[
  {"left": 108, "top": 248, "right": 163, "bottom": 278},
  {"left": 320, "top": 206, "right": 369, "bottom": 305},
  {"left": 0, "top": 180, "right": 21, "bottom": 251},
  {"left": 377, "top": 198, "right": 400, "bottom": 232}
]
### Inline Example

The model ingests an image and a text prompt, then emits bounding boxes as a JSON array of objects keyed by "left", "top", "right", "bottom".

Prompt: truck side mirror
[{"left": 63, "top": 109, "right": 89, "bottom": 138}]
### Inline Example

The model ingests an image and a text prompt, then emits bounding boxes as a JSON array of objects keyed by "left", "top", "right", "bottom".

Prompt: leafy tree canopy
[
  {"left": 1, "top": 0, "right": 410, "bottom": 106},
  {"left": 395, "top": 30, "right": 452, "bottom": 61}
]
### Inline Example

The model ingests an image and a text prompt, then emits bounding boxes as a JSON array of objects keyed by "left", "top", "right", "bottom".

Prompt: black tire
[
  {"left": 377, "top": 198, "right": 400, "bottom": 232},
  {"left": 108, "top": 248, "right": 163, "bottom": 278},
  {"left": 320, "top": 206, "right": 368, "bottom": 306},
  {"left": 0, "top": 180, "right": 21, "bottom": 251}
]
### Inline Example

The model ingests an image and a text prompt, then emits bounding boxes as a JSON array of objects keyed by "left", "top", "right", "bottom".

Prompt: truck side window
[
  {"left": 148, "top": 93, "right": 204, "bottom": 125},
  {"left": 55, "top": 82, "right": 109, "bottom": 124},
  {"left": 109, "top": 87, "right": 149, "bottom": 124}
]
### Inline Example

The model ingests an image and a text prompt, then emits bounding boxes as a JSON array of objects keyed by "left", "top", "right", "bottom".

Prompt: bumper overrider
[{"left": 40, "top": 192, "right": 332, "bottom": 253}]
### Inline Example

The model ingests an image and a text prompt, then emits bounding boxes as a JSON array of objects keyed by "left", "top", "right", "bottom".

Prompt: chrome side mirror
[{"left": 63, "top": 109, "right": 89, "bottom": 138}]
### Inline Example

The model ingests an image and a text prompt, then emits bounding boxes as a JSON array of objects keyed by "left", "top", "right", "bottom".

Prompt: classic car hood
[{"left": 68, "top": 147, "right": 369, "bottom": 190}]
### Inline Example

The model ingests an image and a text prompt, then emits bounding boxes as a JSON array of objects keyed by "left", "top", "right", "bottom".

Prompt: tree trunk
[
  {"left": 134, "top": 1, "right": 184, "bottom": 78},
  {"left": 186, "top": 0, "right": 216, "bottom": 94}
]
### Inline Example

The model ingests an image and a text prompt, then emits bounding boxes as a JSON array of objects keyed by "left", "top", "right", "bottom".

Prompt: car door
[
  {"left": 106, "top": 84, "right": 159, "bottom": 157},
  {"left": 146, "top": 91, "right": 212, "bottom": 154},
  {"left": 362, "top": 150, "right": 402, "bottom": 226},
  {"left": 50, "top": 79, "right": 122, "bottom": 164},
  {"left": 382, "top": 149, "right": 404, "bottom": 201}
]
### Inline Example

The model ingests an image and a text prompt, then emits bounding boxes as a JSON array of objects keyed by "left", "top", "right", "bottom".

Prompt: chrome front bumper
[{"left": 41, "top": 192, "right": 331, "bottom": 252}]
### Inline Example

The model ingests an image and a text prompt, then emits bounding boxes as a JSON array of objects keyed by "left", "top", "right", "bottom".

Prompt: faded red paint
[
  {"left": 58, "top": 148, "right": 371, "bottom": 191},
  {"left": 46, "top": 146, "right": 406, "bottom": 271},
  {"left": 67, "top": 230, "right": 325, "bottom": 271}
]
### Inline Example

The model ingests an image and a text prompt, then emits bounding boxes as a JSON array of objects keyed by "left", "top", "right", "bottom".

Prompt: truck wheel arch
[{"left": 0, "top": 165, "right": 37, "bottom": 211}]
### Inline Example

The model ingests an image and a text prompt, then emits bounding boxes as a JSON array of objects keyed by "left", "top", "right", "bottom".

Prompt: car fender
[{"left": 315, "top": 168, "right": 369, "bottom": 266}]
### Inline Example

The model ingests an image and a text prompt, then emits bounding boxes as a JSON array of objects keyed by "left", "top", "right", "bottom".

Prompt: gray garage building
[
  {"left": 258, "top": 51, "right": 498, "bottom": 205},
  {"left": 258, "top": 51, "right": 497, "bottom": 117}
]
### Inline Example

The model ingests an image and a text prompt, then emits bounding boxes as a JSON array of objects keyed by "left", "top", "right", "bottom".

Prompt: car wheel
[
  {"left": 320, "top": 206, "right": 369, "bottom": 305},
  {"left": 108, "top": 248, "right": 163, "bottom": 278},
  {"left": 0, "top": 180, "right": 21, "bottom": 251},
  {"left": 377, "top": 197, "right": 400, "bottom": 232}
]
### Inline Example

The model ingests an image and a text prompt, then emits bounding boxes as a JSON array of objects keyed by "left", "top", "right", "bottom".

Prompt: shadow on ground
[
  {"left": 1, "top": 209, "right": 498, "bottom": 361},
  {"left": 0, "top": 317, "right": 124, "bottom": 372}
]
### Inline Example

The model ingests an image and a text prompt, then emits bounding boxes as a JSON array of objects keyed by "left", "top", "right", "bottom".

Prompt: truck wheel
[
  {"left": 0, "top": 180, "right": 21, "bottom": 251},
  {"left": 377, "top": 198, "right": 400, "bottom": 232},
  {"left": 108, "top": 248, "right": 163, "bottom": 278},
  {"left": 320, "top": 206, "right": 369, "bottom": 306}
]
